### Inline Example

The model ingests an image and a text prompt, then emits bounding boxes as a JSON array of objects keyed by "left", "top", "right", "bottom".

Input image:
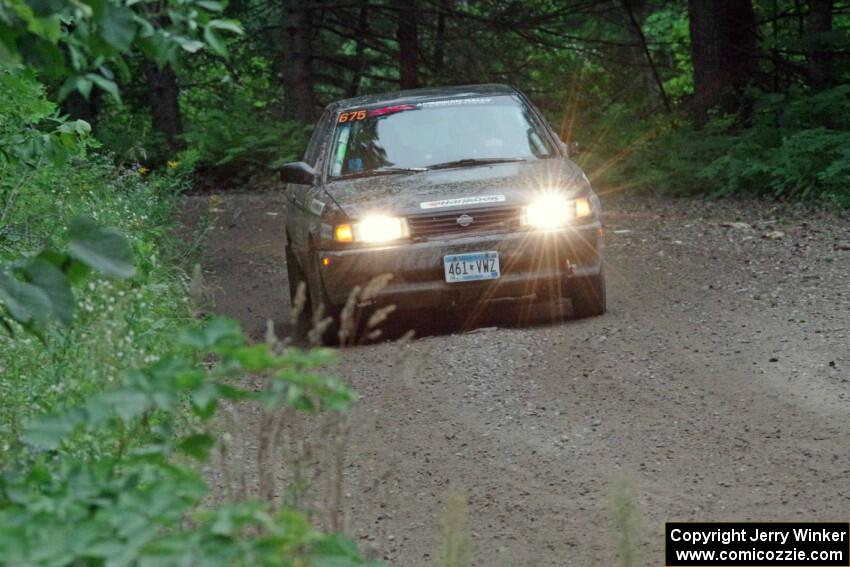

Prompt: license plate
[{"left": 444, "top": 251, "right": 500, "bottom": 283}]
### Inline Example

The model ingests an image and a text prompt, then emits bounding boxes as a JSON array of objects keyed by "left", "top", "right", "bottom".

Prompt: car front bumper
[{"left": 315, "top": 222, "right": 602, "bottom": 309}]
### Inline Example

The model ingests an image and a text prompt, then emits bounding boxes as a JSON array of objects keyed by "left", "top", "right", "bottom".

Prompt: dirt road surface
[{"left": 183, "top": 191, "right": 850, "bottom": 566}]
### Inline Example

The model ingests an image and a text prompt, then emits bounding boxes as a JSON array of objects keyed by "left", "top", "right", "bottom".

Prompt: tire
[
  {"left": 285, "top": 245, "right": 306, "bottom": 305},
  {"left": 300, "top": 252, "right": 341, "bottom": 346},
  {"left": 569, "top": 267, "right": 607, "bottom": 319},
  {"left": 285, "top": 245, "right": 312, "bottom": 339}
]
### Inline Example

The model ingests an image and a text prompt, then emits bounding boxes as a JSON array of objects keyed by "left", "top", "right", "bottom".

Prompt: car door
[{"left": 286, "top": 109, "right": 331, "bottom": 268}]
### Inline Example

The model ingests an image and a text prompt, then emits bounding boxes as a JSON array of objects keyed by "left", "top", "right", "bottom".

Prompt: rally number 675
[{"left": 338, "top": 110, "right": 367, "bottom": 123}]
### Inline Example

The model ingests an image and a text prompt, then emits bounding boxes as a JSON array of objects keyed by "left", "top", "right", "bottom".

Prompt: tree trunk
[
  {"left": 687, "top": 0, "right": 756, "bottom": 123},
  {"left": 622, "top": 0, "right": 671, "bottom": 112},
  {"left": 282, "top": 0, "right": 316, "bottom": 122},
  {"left": 348, "top": 0, "right": 370, "bottom": 98},
  {"left": 434, "top": 0, "right": 447, "bottom": 73},
  {"left": 145, "top": 62, "right": 184, "bottom": 152},
  {"left": 62, "top": 90, "right": 100, "bottom": 125},
  {"left": 395, "top": 0, "right": 418, "bottom": 89},
  {"left": 807, "top": 0, "right": 833, "bottom": 89}
]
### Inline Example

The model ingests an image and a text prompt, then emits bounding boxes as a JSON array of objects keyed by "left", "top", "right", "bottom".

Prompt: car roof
[{"left": 327, "top": 84, "right": 520, "bottom": 112}]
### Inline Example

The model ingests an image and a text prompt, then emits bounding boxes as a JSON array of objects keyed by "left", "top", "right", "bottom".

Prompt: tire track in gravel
[{"left": 182, "top": 191, "right": 850, "bottom": 567}]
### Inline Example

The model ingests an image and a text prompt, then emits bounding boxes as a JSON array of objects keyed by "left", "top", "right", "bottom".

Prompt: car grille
[{"left": 407, "top": 206, "right": 521, "bottom": 237}]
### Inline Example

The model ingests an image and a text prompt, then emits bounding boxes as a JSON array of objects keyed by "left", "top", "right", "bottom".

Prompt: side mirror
[
  {"left": 279, "top": 161, "right": 317, "bottom": 185},
  {"left": 556, "top": 134, "right": 581, "bottom": 158}
]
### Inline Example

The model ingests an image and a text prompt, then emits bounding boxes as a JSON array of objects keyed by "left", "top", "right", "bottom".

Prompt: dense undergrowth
[
  {"left": 590, "top": 86, "right": 850, "bottom": 206},
  {"left": 94, "top": 57, "right": 311, "bottom": 179},
  {"left": 0, "top": 67, "right": 380, "bottom": 565},
  {"left": 0, "top": 70, "right": 192, "bottom": 462}
]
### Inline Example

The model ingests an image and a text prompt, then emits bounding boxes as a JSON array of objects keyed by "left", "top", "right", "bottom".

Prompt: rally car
[{"left": 281, "top": 84, "right": 605, "bottom": 341}]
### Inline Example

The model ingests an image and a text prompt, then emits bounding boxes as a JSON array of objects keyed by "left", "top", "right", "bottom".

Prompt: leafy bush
[
  {"left": 0, "top": 317, "right": 381, "bottom": 566},
  {"left": 1, "top": 66, "right": 380, "bottom": 566},
  {"left": 698, "top": 86, "right": 850, "bottom": 203},
  {"left": 0, "top": 67, "right": 192, "bottom": 463},
  {"left": 597, "top": 86, "right": 850, "bottom": 205},
  {"left": 0, "top": 67, "right": 91, "bottom": 233},
  {"left": 91, "top": 56, "right": 309, "bottom": 174},
  {"left": 0, "top": 0, "right": 241, "bottom": 104},
  {"left": 0, "top": 215, "right": 135, "bottom": 335},
  {"left": 182, "top": 89, "right": 310, "bottom": 174},
  {"left": 185, "top": 107, "right": 309, "bottom": 171},
  {"left": 92, "top": 99, "right": 161, "bottom": 166}
]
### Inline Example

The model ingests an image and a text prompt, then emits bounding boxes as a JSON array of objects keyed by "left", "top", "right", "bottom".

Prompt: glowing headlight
[
  {"left": 575, "top": 197, "right": 592, "bottom": 218},
  {"left": 335, "top": 215, "right": 409, "bottom": 243},
  {"left": 522, "top": 195, "right": 592, "bottom": 229},
  {"left": 523, "top": 194, "right": 571, "bottom": 228}
]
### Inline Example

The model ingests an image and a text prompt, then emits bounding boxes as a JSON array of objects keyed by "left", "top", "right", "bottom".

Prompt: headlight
[
  {"left": 522, "top": 195, "right": 593, "bottom": 229},
  {"left": 334, "top": 215, "right": 409, "bottom": 243}
]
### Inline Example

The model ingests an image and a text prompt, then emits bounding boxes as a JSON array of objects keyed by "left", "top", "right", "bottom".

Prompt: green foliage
[
  {"left": 0, "top": 317, "right": 381, "bottom": 566},
  {"left": 90, "top": 98, "right": 155, "bottom": 164},
  {"left": 183, "top": 104, "right": 310, "bottom": 172},
  {"left": 697, "top": 87, "right": 850, "bottom": 203},
  {"left": 597, "top": 86, "right": 850, "bottom": 205},
  {"left": 0, "top": 215, "right": 135, "bottom": 334},
  {"left": 0, "top": 180, "right": 190, "bottom": 461},
  {"left": 180, "top": 55, "right": 310, "bottom": 173},
  {"left": 436, "top": 492, "right": 472, "bottom": 567},
  {"left": 610, "top": 478, "right": 640, "bottom": 567},
  {"left": 0, "top": 67, "right": 90, "bottom": 174},
  {"left": 0, "top": 0, "right": 242, "bottom": 102},
  {"left": 91, "top": 50, "right": 309, "bottom": 171},
  {"left": 643, "top": 4, "right": 693, "bottom": 101},
  {"left": 0, "top": 66, "right": 191, "bottom": 458},
  {"left": 0, "top": 66, "right": 138, "bottom": 336},
  {"left": 701, "top": 126, "right": 850, "bottom": 202},
  {"left": 67, "top": 216, "right": 136, "bottom": 278},
  {"left": 1, "top": 67, "right": 380, "bottom": 566}
]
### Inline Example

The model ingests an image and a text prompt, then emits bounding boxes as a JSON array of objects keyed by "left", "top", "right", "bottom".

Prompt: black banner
[{"left": 666, "top": 522, "right": 850, "bottom": 566}]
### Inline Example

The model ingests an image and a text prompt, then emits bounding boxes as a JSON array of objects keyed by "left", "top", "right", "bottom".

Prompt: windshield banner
[{"left": 419, "top": 195, "right": 507, "bottom": 209}]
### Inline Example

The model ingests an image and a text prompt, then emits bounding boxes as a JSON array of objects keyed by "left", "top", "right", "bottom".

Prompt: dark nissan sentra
[{"left": 282, "top": 84, "right": 605, "bottom": 339}]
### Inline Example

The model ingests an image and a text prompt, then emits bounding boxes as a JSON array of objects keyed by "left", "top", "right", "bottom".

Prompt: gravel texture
[{"left": 182, "top": 192, "right": 850, "bottom": 566}]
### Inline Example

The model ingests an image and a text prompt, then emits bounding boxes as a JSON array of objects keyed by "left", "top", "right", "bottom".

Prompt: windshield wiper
[
  {"left": 335, "top": 166, "right": 427, "bottom": 180},
  {"left": 425, "top": 157, "right": 528, "bottom": 171}
]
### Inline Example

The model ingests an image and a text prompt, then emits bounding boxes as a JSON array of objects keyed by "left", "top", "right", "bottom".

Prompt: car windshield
[{"left": 327, "top": 95, "right": 556, "bottom": 179}]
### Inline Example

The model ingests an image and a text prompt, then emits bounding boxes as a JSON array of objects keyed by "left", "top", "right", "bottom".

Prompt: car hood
[{"left": 321, "top": 158, "right": 592, "bottom": 218}]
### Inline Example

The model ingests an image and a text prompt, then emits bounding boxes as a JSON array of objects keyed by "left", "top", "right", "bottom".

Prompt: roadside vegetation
[
  {"left": 0, "top": 4, "right": 379, "bottom": 565},
  {"left": 24, "top": 1, "right": 845, "bottom": 205},
  {"left": 594, "top": 85, "right": 850, "bottom": 205},
  {"left": 0, "top": 85, "right": 187, "bottom": 461}
]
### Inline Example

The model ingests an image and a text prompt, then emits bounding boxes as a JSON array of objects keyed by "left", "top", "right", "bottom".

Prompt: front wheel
[
  {"left": 285, "top": 245, "right": 312, "bottom": 338},
  {"left": 569, "top": 267, "right": 607, "bottom": 319},
  {"left": 300, "top": 253, "right": 341, "bottom": 346}
]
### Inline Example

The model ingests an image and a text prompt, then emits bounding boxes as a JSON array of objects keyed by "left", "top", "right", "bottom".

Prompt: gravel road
[{"left": 183, "top": 192, "right": 850, "bottom": 566}]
